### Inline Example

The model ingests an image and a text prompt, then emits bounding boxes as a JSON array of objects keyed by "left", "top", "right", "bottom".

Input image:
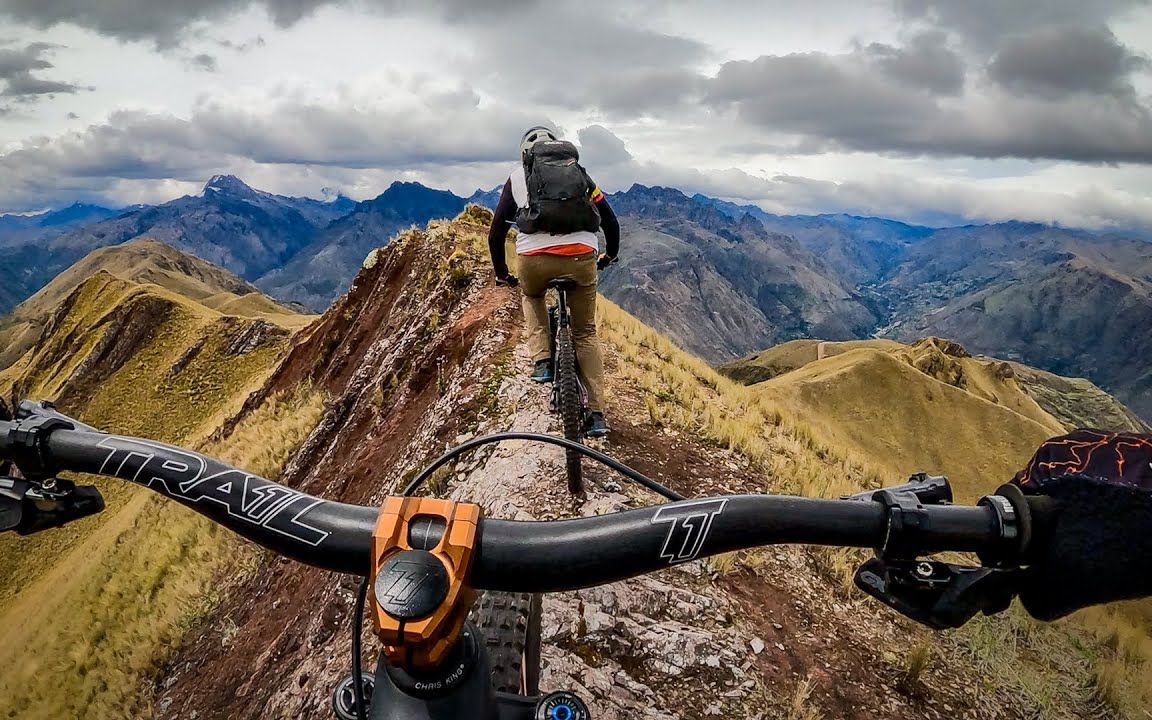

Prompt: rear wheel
[
  {"left": 555, "top": 323, "right": 584, "bottom": 494},
  {"left": 469, "top": 591, "right": 542, "bottom": 695}
]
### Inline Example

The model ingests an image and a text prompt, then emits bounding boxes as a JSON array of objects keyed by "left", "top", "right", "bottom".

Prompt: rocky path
[{"left": 446, "top": 340, "right": 1031, "bottom": 720}]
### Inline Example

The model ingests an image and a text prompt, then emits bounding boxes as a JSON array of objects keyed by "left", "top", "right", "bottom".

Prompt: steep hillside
[
  {"left": 1009, "top": 361, "right": 1151, "bottom": 433},
  {"left": 719, "top": 338, "right": 1148, "bottom": 434},
  {"left": 876, "top": 223, "right": 1152, "bottom": 419},
  {"left": 748, "top": 338, "right": 1064, "bottom": 500},
  {"left": 0, "top": 239, "right": 308, "bottom": 370},
  {"left": 595, "top": 190, "right": 1152, "bottom": 423},
  {"left": 129, "top": 209, "right": 1138, "bottom": 720},
  {"left": 600, "top": 185, "right": 879, "bottom": 362},
  {"left": 717, "top": 338, "right": 905, "bottom": 385},
  {"left": 887, "top": 256, "right": 1152, "bottom": 420},
  {"left": 0, "top": 258, "right": 311, "bottom": 720},
  {"left": 255, "top": 181, "right": 468, "bottom": 310},
  {"left": 3, "top": 175, "right": 352, "bottom": 314},
  {"left": 699, "top": 197, "right": 934, "bottom": 286}
]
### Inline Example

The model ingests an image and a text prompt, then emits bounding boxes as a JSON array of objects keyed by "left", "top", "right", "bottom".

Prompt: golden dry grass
[
  {"left": 600, "top": 298, "right": 885, "bottom": 500},
  {"left": 0, "top": 238, "right": 308, "bottom": 371},
  {"left": 597, "top": 298, "right": 1151, "bottom": 719},
  {"left": 0, "top": 263, "right": 322, "bottom": 720},
  {"left": 0, "top": 390, "right": 325, "bottom": 720}
]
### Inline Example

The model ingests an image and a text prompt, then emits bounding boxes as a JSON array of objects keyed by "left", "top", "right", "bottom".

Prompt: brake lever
[
  {"left": 849, "top": 473, "right": 1023, "bottom": 629},
  {"left": 855, "top": 557, "right": 1017, "bottom": 630},
  {"left": 0, "top": 476, "right": 105, "bottom": 535}
]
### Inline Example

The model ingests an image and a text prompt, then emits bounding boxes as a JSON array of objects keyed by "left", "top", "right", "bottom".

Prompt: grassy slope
[
  {"left": 0, "top": 238, "right": 312, "bottom": 370},
  {"left": 756, "top": 346, "right": 1063, "bottom": 500},
  {"left": 717, "top": 338, "right": 904, "bottom": 384},
  {"left": 0, "top": 268, "right": 318, "bottom": 720},
  {"left": 599, "top": 302, "right": 1150, "bottom": 718},
  {"left": 721, "top": 338, "right": 1148, "bottom": 435}
]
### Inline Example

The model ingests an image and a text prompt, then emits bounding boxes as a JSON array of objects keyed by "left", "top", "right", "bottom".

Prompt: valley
[
  {"left": 1, "top": 204, "right": 1150, "bottom": 718},
  {"left": 2, "top": 184, "right": 1152, "bottom": 714},
  {"left": 6, "top": 176, "right": 1150, "bottom": 423}
]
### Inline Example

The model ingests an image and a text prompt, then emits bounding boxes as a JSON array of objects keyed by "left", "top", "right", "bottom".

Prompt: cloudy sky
[{"left": 1, "top": 0, "right": 1151, "bottom": 231}]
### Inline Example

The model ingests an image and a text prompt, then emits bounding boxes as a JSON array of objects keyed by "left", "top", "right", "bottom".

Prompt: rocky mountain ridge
[
  {"left": 7, "top": 177, "right": 1150, "bottom": 420},
  {"left": 0, "top": 207, "right": 1147, "bottom": 717}
]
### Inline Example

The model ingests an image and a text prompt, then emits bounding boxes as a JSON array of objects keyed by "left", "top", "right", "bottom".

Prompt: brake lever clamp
[
  {"left": 5, "top": 400, "right": 94, "bottom": 483},
  {"left": 852, "top": 476, "right": 1026, "bottom": 629},
  {"left": 869, "top": 478, "right": 947, "bottom": 561}
]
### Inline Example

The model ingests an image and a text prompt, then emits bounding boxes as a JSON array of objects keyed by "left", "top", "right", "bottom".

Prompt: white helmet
[{"left": 520, "top": 125, "right": 557, "bottom": 157}]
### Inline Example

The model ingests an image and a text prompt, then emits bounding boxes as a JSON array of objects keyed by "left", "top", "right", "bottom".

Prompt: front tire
[
  {"left": 555, "top": 324, "right": 584, "bottom": 494},
  {"left": 469, "top": 591, "right": 542, "bottom": 695}
]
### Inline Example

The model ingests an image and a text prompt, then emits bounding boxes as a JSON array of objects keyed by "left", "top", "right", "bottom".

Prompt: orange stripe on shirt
[{"left": 522, "top": 243, "right": 595, "bottom": 257}]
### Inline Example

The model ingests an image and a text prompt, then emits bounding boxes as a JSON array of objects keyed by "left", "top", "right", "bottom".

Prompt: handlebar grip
[{"left": 1014, "top": 477, "right": 1152, "bottom": 620}]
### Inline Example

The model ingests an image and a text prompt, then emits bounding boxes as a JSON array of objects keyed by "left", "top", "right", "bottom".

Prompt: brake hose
[{"left": 349, "top": 432, "right": 683, "bottom": 720}]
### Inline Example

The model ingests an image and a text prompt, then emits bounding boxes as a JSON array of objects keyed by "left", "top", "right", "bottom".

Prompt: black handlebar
[{"left": 0, "top": 418, "right": 1020, "bottom": 592}]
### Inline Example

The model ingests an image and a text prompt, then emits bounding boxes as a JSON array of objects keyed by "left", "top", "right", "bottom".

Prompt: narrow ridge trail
[{"left": 151, "top": 210, "right": 1046, "bottom": 719}]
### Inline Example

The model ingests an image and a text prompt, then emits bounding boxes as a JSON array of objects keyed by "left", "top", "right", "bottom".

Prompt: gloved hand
[
  {"left": 1016, "top": 475, "right": 1152, "bottom": 620},
  {"left": 597, "top": 254, "right": 617, "bottom": 271},
  {"left": 495, "top": 273, "right": 519, "bottom": 288}
]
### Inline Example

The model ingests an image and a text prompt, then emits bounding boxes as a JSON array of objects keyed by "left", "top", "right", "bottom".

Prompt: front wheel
[
  {"left": 555, "top": 324, "right": 584, "bottom": 494},
  {"left": 469, "top": 591, "right": 542, "bottom": 695}
]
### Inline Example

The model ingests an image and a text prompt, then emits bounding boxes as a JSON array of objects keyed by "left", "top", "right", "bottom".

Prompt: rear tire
[
  {"left": 555, "top": 324, "right": 584, "bottom": 494},
  {"left": 469, "top": 591, "right": 542, "bottom": 695}
]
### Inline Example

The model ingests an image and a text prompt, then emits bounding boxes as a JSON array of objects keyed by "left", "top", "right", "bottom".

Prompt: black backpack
[{"left": 516, "top": 140, "right": 601, "bottom": 235}]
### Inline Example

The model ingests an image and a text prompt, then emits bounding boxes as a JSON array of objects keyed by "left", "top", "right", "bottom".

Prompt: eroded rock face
[
  {"left": 449, "top": 359, "right": 754, "bottom": 719},
  {"left": 150, "top": 212, "right": 1037, "bottom": 720}
]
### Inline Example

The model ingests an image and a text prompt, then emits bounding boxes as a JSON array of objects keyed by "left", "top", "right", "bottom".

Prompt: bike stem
[{"left": 368, "top": 621, "right": 508, "bottom": 720}]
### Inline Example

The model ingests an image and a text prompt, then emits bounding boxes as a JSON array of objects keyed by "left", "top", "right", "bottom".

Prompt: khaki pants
[{"left": 518, "top": 252, "right": 606, "bottom": 413}]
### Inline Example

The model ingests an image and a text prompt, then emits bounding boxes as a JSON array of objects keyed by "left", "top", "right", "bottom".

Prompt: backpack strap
[{"left": 509, "top": 166, "right": 528, "bottom": 209}]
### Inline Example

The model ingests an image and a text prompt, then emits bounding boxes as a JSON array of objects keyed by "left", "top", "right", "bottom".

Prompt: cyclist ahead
[{"left": 486, "top": 126, "right": 620, "bottom": 438}]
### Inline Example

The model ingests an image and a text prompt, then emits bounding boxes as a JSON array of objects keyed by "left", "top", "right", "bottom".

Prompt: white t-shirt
[{"left": 508, "top": 165, "right": 600, "bottom": 255}]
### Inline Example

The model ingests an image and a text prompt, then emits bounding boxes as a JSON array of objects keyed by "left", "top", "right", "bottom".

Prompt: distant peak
[
  {"left": 203, "top": 174, "right": 256, "bottom": 197},
  {"left": 381, "top": 180, "right": 442, "bottom": 196},
  {"left": 373, "top": 181, "right": 463, "bottom": 207},
  {"left": 622, "top": 183, "right": 690, "bottom": 202}
]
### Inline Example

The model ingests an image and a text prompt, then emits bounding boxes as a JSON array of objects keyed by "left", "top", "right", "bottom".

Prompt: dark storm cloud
[
  {"left": 862, "top": 32, "right": 965, "bottom": 95},
  {"left": 988, "top": 25, "right": 1149, "bottom": 98},
  {"left": 705, "top": 38, "right": 1152, "bottom": 164},
  {"left": 471, "top": 5, "right": 710, "bottom": 116},
  {"left": 0, "top": 90, "right": 541, "bottom": 208},
  {"left": 707, "top": 44, "right": 949, "bottom": 144},
  {"left": 190, "top": 53, "right": 218, "bottom": 72},
  {"left": 0, "top": 0, "right": 535, "bottom": 46},
  {"left": 895, "top": 0, "right": 1149, "bottom": 50},
  {"left": 0, "top": 41, "right": 84, "bottom": 98},
  {"left": 577, "top": 125, "right": 633, "bottom": 167}
]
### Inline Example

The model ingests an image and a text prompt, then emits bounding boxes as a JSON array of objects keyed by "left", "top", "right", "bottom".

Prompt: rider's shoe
[
  {"left": 531, "top": 359, "right": 554, "bottom": 383},
  {"left": 585, "top": 412, "right": 610, "bottom": 438}
]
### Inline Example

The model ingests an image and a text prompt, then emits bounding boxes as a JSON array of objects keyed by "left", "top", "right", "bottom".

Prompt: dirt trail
[
  {"left": 149, "top": 212, "right": 1037, "bottom": 720},
  {"left": 449, "top": 341, "right": 1031, "bottom": 720}
]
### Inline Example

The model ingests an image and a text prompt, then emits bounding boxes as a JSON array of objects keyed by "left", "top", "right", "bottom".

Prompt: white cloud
[{"left": 0, "top": 0, "right": 1149, "bottom": 231}]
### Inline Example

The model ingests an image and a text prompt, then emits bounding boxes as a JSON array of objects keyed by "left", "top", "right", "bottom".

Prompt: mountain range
[
  {"left": 2, "top": 213, "right": 1149, "bottom": 718},
  {"left": 4, "top": 176, "right": 1150, "bottom": 420}
]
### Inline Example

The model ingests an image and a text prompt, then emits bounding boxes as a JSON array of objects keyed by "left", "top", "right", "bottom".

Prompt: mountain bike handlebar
[{"left": 0, "top": 416, "right": 1021, "bottom": 590}]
